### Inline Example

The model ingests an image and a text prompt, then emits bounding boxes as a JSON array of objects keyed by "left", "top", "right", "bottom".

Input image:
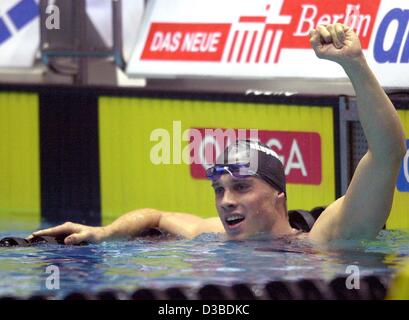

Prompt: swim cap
[{"left": 210, "top": 140, "right": 286, "bottom": 194}]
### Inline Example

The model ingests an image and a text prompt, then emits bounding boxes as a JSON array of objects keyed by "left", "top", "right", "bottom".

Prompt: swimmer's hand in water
[
  {"left": 309, "top": 23, "right": 363, "bottom": 66},
  {"left": 27, "top": 222, "right": 108, "bottom": 245}
]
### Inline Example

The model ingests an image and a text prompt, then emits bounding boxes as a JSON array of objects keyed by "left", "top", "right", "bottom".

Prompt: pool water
[{"left": 1, "top": 229, "right": 409, "bottom": 299}]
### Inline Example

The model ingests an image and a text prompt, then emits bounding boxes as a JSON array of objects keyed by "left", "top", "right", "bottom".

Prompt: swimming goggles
[{"left": 205, "top": 163, "right": 257, "bottom": 181}]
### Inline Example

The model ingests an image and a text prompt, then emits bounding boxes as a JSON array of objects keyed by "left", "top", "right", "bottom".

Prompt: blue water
[{"left": 1, "top": 229, "right": 409, "bottom": 299}]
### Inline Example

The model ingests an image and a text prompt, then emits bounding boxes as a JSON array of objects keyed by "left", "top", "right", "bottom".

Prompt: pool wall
[
  {"left": 0, "top": 92, "right": 40, "bottom": 227},
  {"left": 0, "top": 84, "right": 408, "bottom": 229}
]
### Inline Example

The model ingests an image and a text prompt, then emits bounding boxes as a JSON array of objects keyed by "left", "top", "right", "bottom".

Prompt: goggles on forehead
[{"left": 205, "top": 163, "right": 257, "bottom": 181}]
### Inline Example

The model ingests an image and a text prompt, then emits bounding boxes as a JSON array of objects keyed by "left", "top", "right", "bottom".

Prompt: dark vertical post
[{"left": 39, "top": 91, "right": 101, "bottom": 226}]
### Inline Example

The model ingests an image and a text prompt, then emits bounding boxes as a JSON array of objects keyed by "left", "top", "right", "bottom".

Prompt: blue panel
[
  {"left": 7, "top": 0, "right": 39, "bottom": 30},
  {"left": 396, "top": 140, "right": 409, "bottom": 192},
  {"left": 0, "top": 18, "right": 12, "bottom": 44}
]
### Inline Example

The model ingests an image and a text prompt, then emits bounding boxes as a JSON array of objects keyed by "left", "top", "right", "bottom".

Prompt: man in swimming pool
[{"left": 29, "top": 24, "right": 406, "bottom": 244}]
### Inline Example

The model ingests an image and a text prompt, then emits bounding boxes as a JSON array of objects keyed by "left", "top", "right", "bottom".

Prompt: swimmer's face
[{"left": 212, "top": 174, "right": 286, "bottom": 240}]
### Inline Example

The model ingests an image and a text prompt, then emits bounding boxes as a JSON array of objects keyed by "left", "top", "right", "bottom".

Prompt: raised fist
[{"left": 309, "top": 23, "right": 364, "bottom": 66}]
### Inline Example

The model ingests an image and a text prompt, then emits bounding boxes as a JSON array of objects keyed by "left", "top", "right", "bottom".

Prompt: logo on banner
[
  {"left": 374, "top": 8, "right": 409, "bottom": 63},
  {"left": 397, "top": 140, "right": 409, "bottom": 192},
  {"left": 189, "top": 128, "right": 322, "bottom": 185},
  {"left": 141, "top": 0, "right": 380, "bottom": 64},
  {"left": 0, "top": 0, "right": 39, "bottom": 46}
]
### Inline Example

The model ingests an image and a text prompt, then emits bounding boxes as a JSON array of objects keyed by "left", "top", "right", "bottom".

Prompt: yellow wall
[
  {"left": 99, "top": 97, "right": 335, "bottom": 224},
  {"left": 387, "top": 109, "right": 409, "bottom": 230},
  {"left": 0, "top": 91, "right": 406, "bottom": 231},
  {"left": 387, "top": 257, "right": 409, "bottom": 299},
  {"left": 0, "top": 92, "right": 40, "bottom": 227}
]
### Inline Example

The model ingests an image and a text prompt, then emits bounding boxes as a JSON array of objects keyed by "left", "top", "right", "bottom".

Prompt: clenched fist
[{"left": 309, "top": 23, "right": 364, "bottom": 66}]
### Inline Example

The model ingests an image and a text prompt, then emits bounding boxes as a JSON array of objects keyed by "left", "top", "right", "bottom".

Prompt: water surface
[{"left": 1, "top": 228, "right": 409, "bottom": 298}]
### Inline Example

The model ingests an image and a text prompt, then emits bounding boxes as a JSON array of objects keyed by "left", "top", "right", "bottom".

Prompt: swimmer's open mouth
[{"left": 225, "top": 214, "right": 245, "bottom": 227}]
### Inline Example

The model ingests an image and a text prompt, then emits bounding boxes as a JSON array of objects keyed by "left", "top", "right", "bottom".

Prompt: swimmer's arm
[
  {"left": 310, "top": 150, "right": 403, "bottom": 242},
  {"left": 309, "top": 25, "right": 406, "bottom": 242},
  {"left": 117, "top": 209, "right": 224, "bottom": 239},
  {"left": 29, "top": 208, "right": 224, "bottom": 244}
]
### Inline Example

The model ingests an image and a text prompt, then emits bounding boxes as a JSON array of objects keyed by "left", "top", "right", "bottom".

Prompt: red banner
[
  {"left": 141, "top": 23, "right": 231, "bottom": 61},
  {"left": 189, "top": 128, "right": 322, "bottom": 185}
]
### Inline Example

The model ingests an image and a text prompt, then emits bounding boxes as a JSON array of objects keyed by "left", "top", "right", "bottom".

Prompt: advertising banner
[
  {"left": 0, "top": 0, "right": 39, "bottom": 68},
  {"left": 127, "top": 0, "right": 409, "bottom": 87},
  {"left": 188, "top": 128, "right": 322, "bottom": 185}
]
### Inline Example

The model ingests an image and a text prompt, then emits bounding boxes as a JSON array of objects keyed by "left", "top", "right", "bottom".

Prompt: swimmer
[{"left": 28, "top": 24, "right": 406, "bottom": 245}]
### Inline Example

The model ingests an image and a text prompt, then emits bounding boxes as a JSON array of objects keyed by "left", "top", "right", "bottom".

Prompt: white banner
[
  {"left": 126, "top": 0, "right": 409, "bottom": 88},
  {"left": 0, "top": 0, "right": 144, "bottom": 68},
  {"left": 0, "top": 0, "right": 40, "bottom": 68}
]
